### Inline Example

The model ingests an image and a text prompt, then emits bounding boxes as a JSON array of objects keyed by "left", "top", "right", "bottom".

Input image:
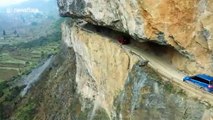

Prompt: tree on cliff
[
  {"left": 3, "top": 30, "right": 6, "bottom": 36},
  {"left": 14, "top": 30, "right": 19, "bottom": 37},
  {"left": 14, "top": 30, "right": 17, "bottom": 35}
]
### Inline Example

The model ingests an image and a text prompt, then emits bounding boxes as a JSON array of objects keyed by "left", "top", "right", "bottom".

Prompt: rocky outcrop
[
  {"left": 62, "top": 22, "right": 139, "bottom": 115},
  {"left": 58, "top": 0, "right": 213, "bottom": 75},
  {"left": 59, "top": 21, "right": 213, "bottom": 120},
  {"left": 114, "top": 61, "right": 209, "bottom": 120}
]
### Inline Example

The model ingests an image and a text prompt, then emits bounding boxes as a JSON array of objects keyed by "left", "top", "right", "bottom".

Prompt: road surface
[
  {"left": 20, "top": 56, "right": 54, "bottom": 97},
  {"left": 121, "top": 41, "right": 213, "bottom": 104}
]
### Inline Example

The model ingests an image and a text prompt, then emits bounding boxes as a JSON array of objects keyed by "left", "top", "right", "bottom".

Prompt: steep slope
[{"left": 0, "top": 46, "right": 77, "bottom": 120}]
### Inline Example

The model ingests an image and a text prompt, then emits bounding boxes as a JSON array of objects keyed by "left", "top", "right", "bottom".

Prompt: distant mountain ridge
[
  {"left": 0, "top": 0, "right": 57, "bottom": 14},
  {"left": 0, "top": 0, "right": 59, "bottom": 36}
]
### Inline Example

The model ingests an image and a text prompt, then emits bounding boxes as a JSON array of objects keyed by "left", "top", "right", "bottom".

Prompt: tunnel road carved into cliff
[
  {"left": 122, "top": 42, "right": 213, "bottom": 104},
  {"left": 77, "top": 23, "right": 213, "bottom": 105}
]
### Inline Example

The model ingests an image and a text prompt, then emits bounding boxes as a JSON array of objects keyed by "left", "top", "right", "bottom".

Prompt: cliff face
[
  {"left": 62, "top": 22, "right": 138, "bottom": 115},
  {"left": 58, "top": 21, "right": 213, "bottom": 120},
  {"left": 58, "top": 0, "right": 213, "bottom": 75}
]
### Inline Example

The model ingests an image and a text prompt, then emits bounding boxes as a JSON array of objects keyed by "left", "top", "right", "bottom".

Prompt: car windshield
[
  {"left": 191, "top": 76, "right": 209, "bottom": 84},
  {"left": 210, "top": 81, "right": 213, "bottom": 85}
]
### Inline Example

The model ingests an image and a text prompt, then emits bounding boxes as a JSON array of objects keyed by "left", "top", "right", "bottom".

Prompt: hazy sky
[{"left": 0, "top": 0, "right": 29, "bottom": 7}]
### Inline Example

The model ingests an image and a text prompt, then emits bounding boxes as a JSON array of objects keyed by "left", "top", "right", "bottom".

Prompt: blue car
[{"left": 183, "top": 74, "right": 213, "bottom": 92}]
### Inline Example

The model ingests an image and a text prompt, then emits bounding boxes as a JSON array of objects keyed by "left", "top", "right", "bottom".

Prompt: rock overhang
[{"left": 58, "top": 0, "right": 213, "bottom": 75}]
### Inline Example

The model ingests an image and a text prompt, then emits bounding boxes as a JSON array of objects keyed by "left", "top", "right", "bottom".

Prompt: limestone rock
[
  {"left": 61, "top": 21, "right": 213, "bottom": 120},
  {"left": 58, "top": 0, "right": 213, "bottom": 75},
  {"left": 62, "top": 22, "right": 139, "bottom": 114}
]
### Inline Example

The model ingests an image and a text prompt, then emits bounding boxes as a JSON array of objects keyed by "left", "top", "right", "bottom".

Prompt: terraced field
[{"left": 0, "top": 31, "right": 60, "bottom": 82}]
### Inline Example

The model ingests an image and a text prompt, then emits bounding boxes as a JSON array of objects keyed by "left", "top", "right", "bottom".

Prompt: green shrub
[
  {"left": 0, "top": 91, "right": 3, "bottom": 98},
  {"left": 164, "top": 82, "right": 174, "bottom": 93},
  {"left": 0, "top": 81, "right": 9, "bottom": 90},
  {"left": 5, "top": 86, "right": 24, "bottom": 102},
  {"left": 15, "top": 102, "right": 36, "bottom": 120}
]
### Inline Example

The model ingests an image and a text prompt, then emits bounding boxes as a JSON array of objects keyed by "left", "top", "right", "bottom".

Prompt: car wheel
[
  {"left": 204, "top": 87, "right": 209, "bottom": 92},
  {"left": 183, "top": 80, "right": 188, "bottom": 83}
]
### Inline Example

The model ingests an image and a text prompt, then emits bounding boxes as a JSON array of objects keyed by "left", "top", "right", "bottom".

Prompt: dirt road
[
  {"left": 20, "top": 56, "right": 54, "bottom": 96},
  {"left": 122, "top": 42, "right": 213, "bottom": 104}
]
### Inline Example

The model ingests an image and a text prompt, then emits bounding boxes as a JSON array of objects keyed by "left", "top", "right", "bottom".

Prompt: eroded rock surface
[{"left": 58, "top": 0, "right": 213, "bottom": 75}]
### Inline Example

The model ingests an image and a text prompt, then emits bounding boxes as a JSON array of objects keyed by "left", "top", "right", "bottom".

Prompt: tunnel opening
[
  {"left": 132, "top": 40, "right": 187, "bottom": 67},
  {"left": 140, "top": 41, "right": 178, "bottom": 63},
  {"left": 76, "top": 21, "right": 132, "bottom": 44}
]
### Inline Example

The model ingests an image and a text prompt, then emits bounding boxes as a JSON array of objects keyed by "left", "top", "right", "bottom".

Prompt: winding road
[{"left": 20, "top": 56, "right": 54, "bottom": 97}]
